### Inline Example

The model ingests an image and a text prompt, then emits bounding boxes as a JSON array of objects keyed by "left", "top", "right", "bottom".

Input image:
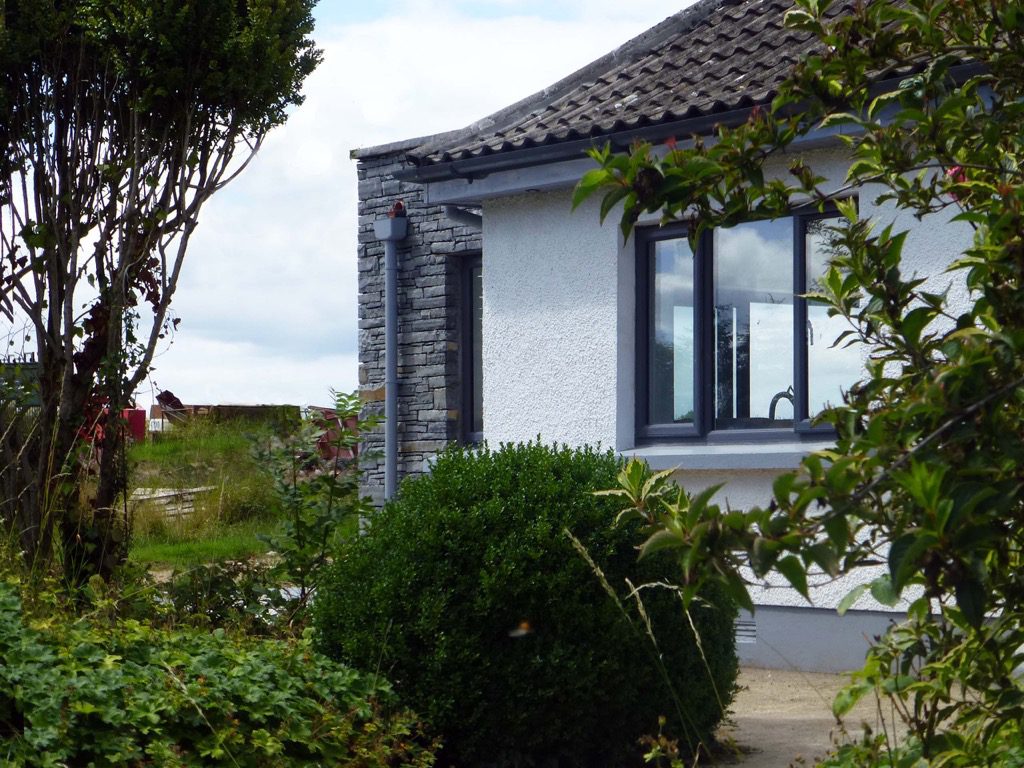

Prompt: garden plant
[
  {"left": 315, "top": 441, "right": 738, "bottom": 767},
  {"left": 577, "top": 0, "right": 1024, "bottom": 765},
  {"left": 0, "top": 577, "right": 437, "bottom": 767}
]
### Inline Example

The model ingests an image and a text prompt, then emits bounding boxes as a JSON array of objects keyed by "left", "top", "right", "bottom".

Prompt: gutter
[
  {"left": 393, "top": 106, "right": 758, "bottom": 184},
  {"left": 372, "top": 210, "right": 408, "bottom": 501}
]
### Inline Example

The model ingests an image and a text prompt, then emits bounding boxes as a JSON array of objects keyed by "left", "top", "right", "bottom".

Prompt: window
[
  {"left": 636, "top": 208, "right": 862, "bottom": 442},
  {"left": 460, "top": 254, "right": 483, "bottom": 443}
]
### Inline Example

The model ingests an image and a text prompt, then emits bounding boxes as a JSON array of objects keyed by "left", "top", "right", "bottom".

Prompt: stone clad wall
[{"left": 355, "top": 149, "right": 481, "bottom": 504}]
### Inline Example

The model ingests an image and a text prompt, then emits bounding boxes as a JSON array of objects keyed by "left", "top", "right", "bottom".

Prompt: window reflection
[
  {"left": 714, "top": 220, "right": 793, "bottom": 427},
  {"left": 650, "top": 238, "right": 694, "bottom": 424}
]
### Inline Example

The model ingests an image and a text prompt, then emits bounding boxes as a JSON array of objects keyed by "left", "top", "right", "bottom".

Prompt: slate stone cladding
[{"left": 356, "top": 149, "right": 481, "bottom": 505}]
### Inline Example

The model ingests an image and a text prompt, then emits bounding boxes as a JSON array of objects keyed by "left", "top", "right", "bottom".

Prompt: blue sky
[{"left": 144, "top": 1, "right": 690, "bottom": 409}]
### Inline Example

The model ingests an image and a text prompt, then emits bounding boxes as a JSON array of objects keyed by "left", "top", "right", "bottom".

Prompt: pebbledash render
[{"left": 352, "top": 0, "right": 973, "bottom": 672}]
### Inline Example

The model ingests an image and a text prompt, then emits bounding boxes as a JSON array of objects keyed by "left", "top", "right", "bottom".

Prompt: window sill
[{"left": 620, "top": 440, "right": 836, "bottom": 471}]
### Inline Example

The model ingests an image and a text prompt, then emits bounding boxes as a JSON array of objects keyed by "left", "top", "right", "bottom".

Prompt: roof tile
[{"left": 410, "top": 0, "right": 826, "bottom": 165}]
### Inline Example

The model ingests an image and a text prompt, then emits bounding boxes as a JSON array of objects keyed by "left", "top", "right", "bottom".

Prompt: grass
[
  {"left": 131, "top": 519, "right": 279, "bottom": 569},
  {"left": 127, "top": 417, "right": 283, "bottom": 568}
]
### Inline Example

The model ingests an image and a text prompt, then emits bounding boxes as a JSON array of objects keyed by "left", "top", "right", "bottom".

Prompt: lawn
[{"left": 128, "top": 417, "right": 283, "bottom": 569}]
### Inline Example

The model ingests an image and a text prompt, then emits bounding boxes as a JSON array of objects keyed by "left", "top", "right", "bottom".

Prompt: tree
[
  {"left": 0, "top": 0, "right": 320, "bottom": 581},
  {"left": 577, "top": 0, "right": 1024, "bottom": 764}
]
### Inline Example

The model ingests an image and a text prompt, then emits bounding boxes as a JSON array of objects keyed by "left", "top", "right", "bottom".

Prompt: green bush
[
  {"left": 314, "top": 442, "right": 738, "bottom": 767},
  {"left": 0, "top": 580, "right": 437, "bottom": 767}
]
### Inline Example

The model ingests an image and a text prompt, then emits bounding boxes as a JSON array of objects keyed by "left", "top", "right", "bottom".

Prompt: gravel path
[{"left": 716, "top": 667, "right": 883, "bottom": 768}]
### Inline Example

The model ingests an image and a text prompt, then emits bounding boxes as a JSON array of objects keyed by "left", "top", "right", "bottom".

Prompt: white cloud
[{"left": 153, "top": 1, "right": 690, "bottom": 408}]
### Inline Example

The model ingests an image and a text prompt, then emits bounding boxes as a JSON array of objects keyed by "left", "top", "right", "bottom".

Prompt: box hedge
[{"left": 314, "top": 442, "right": 738, "bottom": 766}]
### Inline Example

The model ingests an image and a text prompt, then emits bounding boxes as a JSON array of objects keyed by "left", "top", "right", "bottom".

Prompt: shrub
[
  {"left": 0, "top": 579, "right": 437, "bottom": 767},
  {"left": 314, "top": 442, "right": 738, "bottom": 767}
]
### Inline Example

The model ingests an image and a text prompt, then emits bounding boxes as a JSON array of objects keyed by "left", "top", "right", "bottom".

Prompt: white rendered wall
[{"left": 481, "top": 190, "right": 620, "bottom": 447}]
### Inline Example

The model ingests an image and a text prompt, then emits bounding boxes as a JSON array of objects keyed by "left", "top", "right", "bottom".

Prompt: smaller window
[{"left": 460, "top": 254, "right": 483, "bottom": 443}]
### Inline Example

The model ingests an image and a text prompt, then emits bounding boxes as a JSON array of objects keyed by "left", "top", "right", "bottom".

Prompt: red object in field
[
  {"left": 310, "top": 407, "right": 358, "bottom": 462},
  {"left": 122, "top": 408, "right": 146, "bottom": 443},
  {"left": 78, "top": 399, "right": 146, "bottom": 446}
]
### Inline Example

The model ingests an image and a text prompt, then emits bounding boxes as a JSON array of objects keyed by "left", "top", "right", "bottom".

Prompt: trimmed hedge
[
  {"left": 0, "top": 581, "right": 436, "bottom": 767},
  {"left": 314, "top": 442, "right": 738, "bottom": 767}
]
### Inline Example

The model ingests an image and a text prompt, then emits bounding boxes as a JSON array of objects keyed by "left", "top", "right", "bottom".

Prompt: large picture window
[{"left": 636, "top": 209, "right": 862, "bottom": 442}]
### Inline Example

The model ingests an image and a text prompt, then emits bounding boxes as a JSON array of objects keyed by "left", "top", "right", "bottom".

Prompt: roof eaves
[
  {"left": 393, "top": 102, "right": 760, "bottom": 184},
  {"left": 350, "top": 127, "right": 469, "bottom": 161}
]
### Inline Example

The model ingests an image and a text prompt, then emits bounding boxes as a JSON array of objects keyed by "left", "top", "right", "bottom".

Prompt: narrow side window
[{"left": 461, "top": 254, "right": 483, "bottom": 444}]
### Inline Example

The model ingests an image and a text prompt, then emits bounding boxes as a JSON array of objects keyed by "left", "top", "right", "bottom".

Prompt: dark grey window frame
[
  {"left": 459, "top": 252, "right": 483, "bottom": 445},
  {"left": 636, "top": 205, "right": 849, "bottom": 445}
]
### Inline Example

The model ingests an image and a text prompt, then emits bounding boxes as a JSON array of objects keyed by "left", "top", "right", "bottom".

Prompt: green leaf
[
  {"left": 572, "top": 169, "right": 612, "bottom": 210},
  {"left": 955, "top": 576, "right": 986, "bottom": 629},
  {"left": 598, "top": 187, "right": 630, "bottom": 224},
  {"left": 638, "top": 528, "right": 682, "bottom": 560},
  {"left": 869, "top": 575, "right": 899, "bottom": 607},
  {"left": 807, "top": 542, "right": 839, "bottom": 577},
  {"left": 776, "top": 556, "right": 809, "bottom": 600},
  {"left": 836, "top": 584, "right": 869, "bottom": 616},
  {"left": 832, "top": 681, "right": 871, "bottom": 717}
]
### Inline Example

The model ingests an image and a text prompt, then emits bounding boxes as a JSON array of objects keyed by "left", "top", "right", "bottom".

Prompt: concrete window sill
[{"left": 620, "top": 441, "right": 835, "bottom": 471}]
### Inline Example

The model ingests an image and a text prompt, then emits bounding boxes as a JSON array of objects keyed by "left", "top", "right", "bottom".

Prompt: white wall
[{"left": 482, "top": 190, "right": 620, "bottom": 447}]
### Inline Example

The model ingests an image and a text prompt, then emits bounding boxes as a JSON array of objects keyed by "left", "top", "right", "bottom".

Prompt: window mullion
[
  {"left": 697, "top": 228, "right": 714, "bottom": 436},
  {"left": 794, "top": 214, "right": 810, "bottom": 426}
]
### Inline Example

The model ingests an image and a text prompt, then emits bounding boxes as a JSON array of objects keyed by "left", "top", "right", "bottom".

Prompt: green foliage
[
  {"left": 258, "top": 390, "right": 376, "bottom": 616},
  {"left": 314, "top": 442, "right": 737, "bottom": 767},
  {"left": 0, "top": 0, "right": 320, "bottom": 578},
  {"left": 575, "top": 0, "right": 1024, "bottom": 765},
  {"left": 160, "top": 560, "right": 291, "bottom": 637},
  {"left": 0, "top": 578, "right": 438, "bottom": 767},
  {"left": 130, "top": 522, "right": 276, "bottom": 569}
]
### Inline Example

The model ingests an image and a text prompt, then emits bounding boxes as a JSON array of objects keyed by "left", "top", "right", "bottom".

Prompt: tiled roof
[{"left": 408, "top": 0, "right": 825, "bottom": 168}]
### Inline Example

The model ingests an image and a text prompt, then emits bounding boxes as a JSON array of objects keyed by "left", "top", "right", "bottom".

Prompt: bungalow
[{"left": 352, "top": 0, "right": 972, "bottom": 671}]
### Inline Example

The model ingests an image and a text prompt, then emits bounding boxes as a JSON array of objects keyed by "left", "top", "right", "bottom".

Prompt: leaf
[
  {"left": 750, "top": 536, "right": 781, "bottom": 576},
  {"left": 836, "top": 584, "right": 869, "bottom": 616},
  {"left": 869, "top": 575, "right": 900, "bottom": 607},
  {"left": 598, "top": 187, "right": 630, "bottom": 224},
  {"left": 572, "top": 169, "right": 612, "bottom": 210},
  {"left": 955, "top": 576, "right": 986, "bottom": 629},
  {"left": 832, "top": 681, "right": 871, "bottom": 717},
  {"left": 823, "top": 514, "right": 850, "bottom": 548},
  {"left": 721, "top": 570, "right": 755, "bottom": 613},
  {"left": 807, "top": 542, "right": 839, "bottom": 577},
  {"left": 638, "top": 528, "right": 682, "bottom": 560},
  {"left": 776, "top": 556, "right": 809, "bottom": 600},
  {"left": 900, "top": 306, "right": 934, "bottom": 347}
]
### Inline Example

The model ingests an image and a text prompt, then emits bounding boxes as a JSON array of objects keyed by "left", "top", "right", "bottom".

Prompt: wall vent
[{"left": 735, "top": 617, "right": 757, "bottom": 644}]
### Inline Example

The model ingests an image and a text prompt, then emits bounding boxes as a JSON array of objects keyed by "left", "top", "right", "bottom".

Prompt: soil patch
[{"left": 716, "top": 667, "right": 882, "bottom": 767}]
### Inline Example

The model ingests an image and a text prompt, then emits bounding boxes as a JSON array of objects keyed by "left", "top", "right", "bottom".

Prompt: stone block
[{"left": 360, "top": 386, "right": 385, "bottom": 403}]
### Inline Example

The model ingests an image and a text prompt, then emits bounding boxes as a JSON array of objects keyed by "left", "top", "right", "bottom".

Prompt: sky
[{"left": 141, "top": 0, "right": 691, "bottom": 410}]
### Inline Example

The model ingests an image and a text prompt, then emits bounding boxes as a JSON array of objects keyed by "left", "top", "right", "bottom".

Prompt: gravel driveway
[{"left": 716, "top": 667, "right": 883, "bottom": 768}]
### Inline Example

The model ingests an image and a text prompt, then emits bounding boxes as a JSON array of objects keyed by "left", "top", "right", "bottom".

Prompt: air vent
[{"left": 735, "top": 617, "right": 757, "bottom": 644}]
